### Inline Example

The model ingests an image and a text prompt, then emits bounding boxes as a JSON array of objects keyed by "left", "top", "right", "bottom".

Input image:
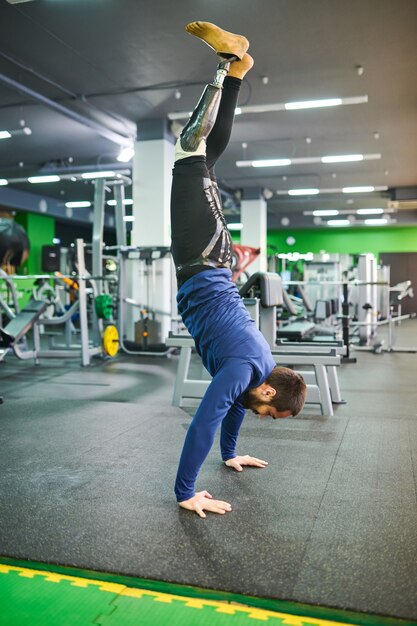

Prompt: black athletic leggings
[{"left": 170, "top": 76, "right": 241, "bottom": 286}]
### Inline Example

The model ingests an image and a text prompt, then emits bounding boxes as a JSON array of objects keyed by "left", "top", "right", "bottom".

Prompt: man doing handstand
[{"left": 171, "top": 22, "right": 307, "bottom": 518}]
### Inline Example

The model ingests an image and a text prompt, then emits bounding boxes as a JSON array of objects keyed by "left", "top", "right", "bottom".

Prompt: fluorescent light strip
[
  {"left": 253, "top": 158, "right": 292, "bottom": 167},
  {"left": 81, "top": 171, "right": 115, "bottom": 179},
  {"left": 277, "top": 185, "right": 388, "bottom": 196},
  {"left": 321, "top": 154, "right": 363, "bottom": 163},
  {"left": 28, "top": 175, "right": 61, "bottom": 183},
  {"left": 0, "top": 179, "right": 8, "bottom": 186},
  {"left": 328, "top": 219, "right": 351, "bottom": 226},
  {"left": 343, "top": 186, "right": 375, "bottom": 193},
  {"left": 117, "top": 147, "right": 135, "bottom": 162},
  {"left": 227, "top": 222, "right": 243, "bottom": 231},
  {"left": 288, "top": 188, "right": 319, "bottom": 196},
  {"left": 0, "top": 131, "right": 12, "bottom": 139},
  {"left": 168, "top": 95, "right": 368, "bottom": 120},
  {"left": 356, "top": 208, "right": 384, "bottom": 215},
  {"left": 237, "top": 153, "right": 380, "bottom": 168},
  {"left": 65, "top": 201, "right": 92, "bottom": 208},
  {"left": 313, "top": 210, "right": 339, "bottom": 216},
  {"left": 285, "top": 98, "right": 342, "bottom": 110},
  {"left": 123, "top": 216, "right": 135, "bottom": 222},
  {"left": 364, "top": 218, "right": 388, "bottom": 225},
  {"left": 107, "top": 199, "right": 134, "bottom": 206}
]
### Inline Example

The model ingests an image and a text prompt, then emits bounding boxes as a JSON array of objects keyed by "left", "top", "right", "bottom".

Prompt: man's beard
[{"left": 241, "top": 388, "right": 263, "bottom": 413}]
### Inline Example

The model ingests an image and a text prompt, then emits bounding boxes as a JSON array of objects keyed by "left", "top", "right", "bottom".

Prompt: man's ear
[{"left": 262, "top": 385, "right": 276, "bottom": 398}]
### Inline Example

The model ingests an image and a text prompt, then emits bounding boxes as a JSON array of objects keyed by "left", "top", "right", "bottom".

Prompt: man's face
[{"left": 242, "top": 388, "right": 292, "bottom": 419}]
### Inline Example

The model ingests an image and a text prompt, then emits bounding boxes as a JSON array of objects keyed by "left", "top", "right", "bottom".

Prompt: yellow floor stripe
[{"left": 0, "top": 563, "right": 355, "bottom": 625}]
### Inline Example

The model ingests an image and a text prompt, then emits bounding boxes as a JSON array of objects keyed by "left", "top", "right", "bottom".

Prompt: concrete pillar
[
  {"left": 240, "top": 187, "right": 267, "bottom": 274},
  {"left": 126, "top": 119, "right": 175, "bottom": 342}
]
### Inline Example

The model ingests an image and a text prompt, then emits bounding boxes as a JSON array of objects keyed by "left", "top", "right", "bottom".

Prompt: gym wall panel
[
  {"left": 266, "top": 226, "right": 417, "bottom": 257},
  {"left": 15, "top": 212, "right": 55, "bottom": 275}
]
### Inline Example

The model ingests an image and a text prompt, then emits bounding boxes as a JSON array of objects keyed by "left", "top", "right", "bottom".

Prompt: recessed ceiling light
[
  {"left": 0, "top": 179, "right": 8, "bottom": 186},
  {"left": 0, "top": 131, "right": 12, "bottom": 139}
]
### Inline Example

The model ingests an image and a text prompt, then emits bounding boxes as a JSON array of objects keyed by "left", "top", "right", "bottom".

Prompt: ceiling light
[
  {"left": 277, "top": 185, "right": 387, "bottom": 196},
  {"left": 327, "top": 219, "right": 351, "bottom": 226},
  {"left": 285, "top": 98, "right": 342, "bottom": 110},
  {"left": 321, "top": 154, "right": 363, "bottom": 163},
  {"left": 357, "top": 208, "right": 384, "bottom": 215},
  {"left": 65, "top": 201, "right": 92, "bottom": 208},
  {"left": 0, "top": 131, "right": 12, "bottom": 139},
  {"left": 81, "top": 171, "right": 116, "bottom": 179},
  {"left": 28, "top": 175, "right": 61, "bottom": 183},
  {"left": 117, "top": 146, "right": 135, "bottom": 162},
  {"left": 169, "top": 95, "right": 368, "bottom": 120},
  {"left": 288, "top": 188, "right": 319, "bottom": 196},
  {"left": 123, "top": 216, "right": 135, "bottom": 222},
  {"left": 364, "top": 218, "right": 388, "bottom": 225},
  {"left": 235, "top": 107, "right": 242, "bottom": 115},
  {"left": 253, "top": 158, "right": 292, "bottom": 167},
  {"left": 0, "top": 179, "right": 8, "bottom": 186},
  {"left": 227, "top": 223, "right": 243, "bottom": 231},
  {"left": 313, "top": 210, "right": 339, "bottom": 216},
  {"left": 236, "top": 153, "right": 380, "bottom": 168},
  {"left": 343, "top": 186, "right": 375, "bottom": 193},
  {"left": 107, "top": 199, "right": 134, "bottom": 206}
]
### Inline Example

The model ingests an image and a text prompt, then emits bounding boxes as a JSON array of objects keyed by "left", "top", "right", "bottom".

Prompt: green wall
[
  {"left": 15, "top": 212, "right": 55, "bottom": 274},
  {"left": 267, "top": 226, "right": 417, "bottom": 256}
]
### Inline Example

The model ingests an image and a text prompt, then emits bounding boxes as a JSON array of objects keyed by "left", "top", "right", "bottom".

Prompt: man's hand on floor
[
  {"left": 179, "top": 491, "right": 232, "bottom": 518},
  {"left": 225, "top": 455, "right": 268, "bottom": 472}
]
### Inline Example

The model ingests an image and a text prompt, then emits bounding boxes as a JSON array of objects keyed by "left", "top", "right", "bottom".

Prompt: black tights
[{"left": 170, "top": 76, "right": 241, "bottom": 286}]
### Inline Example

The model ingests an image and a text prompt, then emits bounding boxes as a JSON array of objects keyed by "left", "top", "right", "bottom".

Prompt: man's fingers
[
  {"left": 207, "top": 499, "right": 232, "bottom": 510},
  {"left": 205, "top": 498, "right": 232, "bottom": 512},
  {"left": 196, "top": 507, "right": 206, "bottom": 519},
  {"left": 179, "top": 493, "right": 231, "bottom": 517},
  {"left": 242, "top": 456, "right": 268, "bottom": 467}
]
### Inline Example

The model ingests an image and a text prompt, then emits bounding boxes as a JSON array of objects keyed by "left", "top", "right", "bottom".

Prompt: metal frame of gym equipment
[
  {"left": 351, "top": 280, "right": 417, "bottom": 354},
  {"left": 0, "top": 239, "right": 108, "bottom": 366},
  {"left": 166, "top": 273, "right": 343, "bottom": 417},
  {"left": 90, "top": 174, "right": 178, "bottom": 356},
  {"left": 114, "top": 243, "right": 175, "bottom": 356},
  {"left": 283, "top": 275, "right": 416, "bottom": 356}
]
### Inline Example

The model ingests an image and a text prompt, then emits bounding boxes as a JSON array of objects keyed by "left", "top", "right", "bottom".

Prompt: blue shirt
[{"left": 175, "top": 268, "right": 276, "bottom": 502}]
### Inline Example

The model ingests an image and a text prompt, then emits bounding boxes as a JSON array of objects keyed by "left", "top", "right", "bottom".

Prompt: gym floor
[{"left": 0, "top": 320, "right": 416, "bottom": 625}]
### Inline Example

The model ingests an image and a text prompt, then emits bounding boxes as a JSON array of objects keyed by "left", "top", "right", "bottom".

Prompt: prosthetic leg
[
  {"left": 179, "top": 59, "right": 234, "bottom": 154},
  {"left": 177, "top": 21, "right": 250, "bottom": 157}
]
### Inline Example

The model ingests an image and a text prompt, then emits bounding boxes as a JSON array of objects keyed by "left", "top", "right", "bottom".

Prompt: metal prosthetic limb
[{"left": 179, "top": 59, "right": 233, "bottom": 152}]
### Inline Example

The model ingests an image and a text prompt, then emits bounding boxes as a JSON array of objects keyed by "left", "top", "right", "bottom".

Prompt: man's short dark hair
[{"left": 266, "top": 366, "right": 307, "bottom": 416}]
